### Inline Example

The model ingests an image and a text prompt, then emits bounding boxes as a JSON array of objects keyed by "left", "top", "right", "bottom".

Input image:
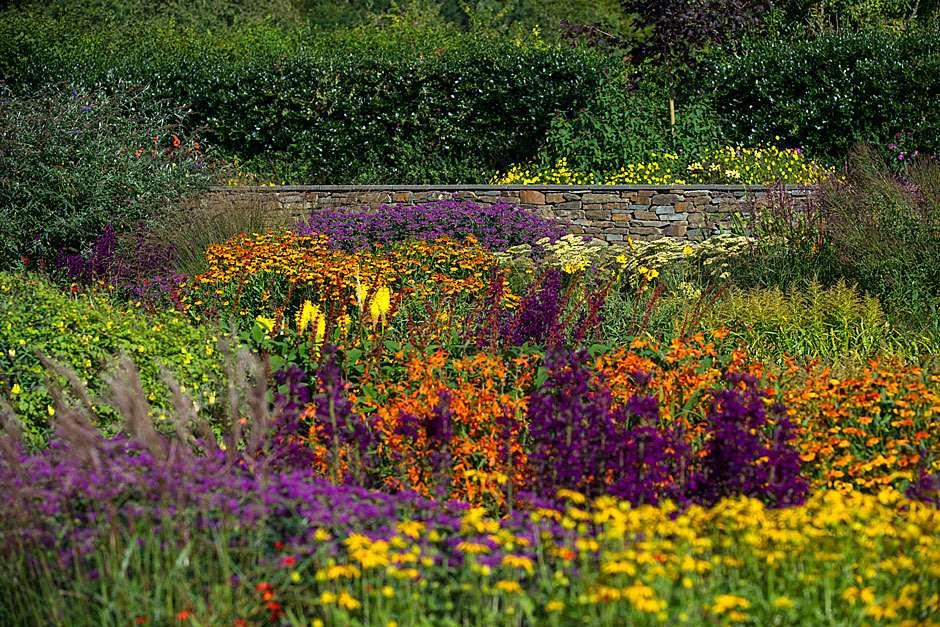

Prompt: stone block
[
  {"left": 582, "top": 193, "right": 621, "bottom": 203},
  {"left": 663, "top": 213, "right": 689, "bottom": 221},
  {"left": 633, "top": 211, "right": 659, "bottom": 220},
  {"left": 555, "top": 201, "right": 582, "bottom": 211},
  {"left": 667, "top": 224, "right": 688, "bottom": 237},
  {"left": 651, "top": 193, "right": 681, "bottom": 204},
  {"left": 545, "top": 193, "right": 565, "bottom": 203},
  {"left": 519, "top": 190, "right": 546, "bottom": 205}
]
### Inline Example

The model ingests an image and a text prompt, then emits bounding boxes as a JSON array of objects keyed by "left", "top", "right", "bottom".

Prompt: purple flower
[{"left": 295, "top": 200, "right": 565, "bottom": 252}]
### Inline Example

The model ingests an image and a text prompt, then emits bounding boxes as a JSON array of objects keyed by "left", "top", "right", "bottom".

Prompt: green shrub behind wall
[
  {"left": 0, "top": 21, "right": 609, "bottom": 183},
  {"left": 704, "top": 31, "right": 940, "bottom": 163},
  {"left": 0, "top": 84, "right": 212, "bottom": 265},
  {"left": 0, "top": 273, "right": 225, "bottom": 448}
]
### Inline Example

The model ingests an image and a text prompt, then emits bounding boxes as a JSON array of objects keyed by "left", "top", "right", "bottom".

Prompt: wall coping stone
[{"left": 210, "top": 184, "right": 811, "bottom": 193}]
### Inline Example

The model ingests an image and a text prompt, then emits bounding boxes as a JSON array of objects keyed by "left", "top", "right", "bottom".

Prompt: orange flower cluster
[
  {"left": 347, "top": 350, "right": 537, "bottom": 506},
  {"left": 180, "top": 231, "right": 498, "bottom": 320},
  {"left": 298, "top": 331, "right": 936, "bottom": 503},
  {"left": 598, "top": 331, "right": 758, "bottom": 428},
  {"left": 779, "top": 361, "right": 940, "bottom": 491}
]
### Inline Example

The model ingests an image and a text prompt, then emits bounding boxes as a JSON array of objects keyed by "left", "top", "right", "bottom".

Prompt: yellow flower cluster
[
  {"left": 493, "top": 155, "right": 686, "bottom": 186},
  {"left": 492, "top": 145, "right": 832, "bottom": 186},
  {"left": 180, "top": 231, "right": 499, "bottom": 324},
  {"left": 687, "top": 144, "right": 833, "bottom": 185},
  {"left": 267, "top": 489, "right": 939, "bottom": 625}
]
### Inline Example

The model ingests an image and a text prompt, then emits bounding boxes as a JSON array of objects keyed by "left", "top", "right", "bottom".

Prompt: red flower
[
  {"left": 233, "top": 620, "right": 248, "bottom": 627},
  {"left": 280, "top": 555, "right": 296, "bottom": 567},
  {"left": 135, "top": 617, "right": 148, "bottom": 625},
  {"left": 273, "top": 540, "right": 285, "bottom": 551},
  {"left": 176, "top": 610, "right": 192, "bottom": 621}
]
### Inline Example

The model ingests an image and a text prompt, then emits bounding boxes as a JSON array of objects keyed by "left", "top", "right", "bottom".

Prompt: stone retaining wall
[{"left": 206, "top": 185, "right": 811, "bottom": 242}]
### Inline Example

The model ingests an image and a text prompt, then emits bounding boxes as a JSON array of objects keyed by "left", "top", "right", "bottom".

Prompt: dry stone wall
[{"left": 207, "top": 185, "right": 811, "bottom": 242}]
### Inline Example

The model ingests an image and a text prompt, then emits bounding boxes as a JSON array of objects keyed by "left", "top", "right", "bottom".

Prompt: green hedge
[
  {"left": 704, "top": 32, "right": 940, "bottom": 162},
  {"left": 0, "top": 19, "right": 609, "bottom": 183},
  {"left": 0, "top": 85, "right": 211, "bottom": 265},
  {"left": 0, "top": 272, "right": 225, "bottom": 447}
]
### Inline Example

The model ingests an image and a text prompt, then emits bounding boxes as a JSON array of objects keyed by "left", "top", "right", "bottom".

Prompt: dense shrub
[
  {"left": 705, "top": 32, "right": 940, "bottom": 163},
  {"left": 625, "top": 0, "right": 771, "bottom": 62},
  {"left": 819, "top": 148, "right": 940, "bottom": 309},
  {"left": 0, "top": 85, "right": 211, "bottom": 266},
  {"left": 0, "top": 20, "right": 609, "bottom": 183},
  {"left": 0, "top": 272, "right": 224, "bottom": 446},
  {"left": 535, "top": 73, "right": 724, "bottom": 175},
  {"left": 698, "top": 282, "right": 918, "bottom": 363},
  {"left": 768, "top": 0, "right": 940, "bottom": 34}
]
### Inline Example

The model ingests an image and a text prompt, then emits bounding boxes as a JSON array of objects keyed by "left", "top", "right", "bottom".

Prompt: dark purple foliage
[
  {"left": 906, "top": 469, "right": 940, "bottom": 508},
  {"left": 687, "top": 372, "right": 809, "bottom": 508},
  {"left": 54, "top": 224, "right": 185, "bottom": 305},
  {"left": 297, "top": 350, "right": 376, "bottom": 484},
  {"left": 295, "top": 200, "right": 566, "bottom": 251},
  {"left": 526, "top": 350, "right": 688, "bottom": 505},
  {"left": 526, "top": 352, "right": 808, "bottom": 508},
  {"left": 504, "top": 268, "right": 566, "bottom": 348}
]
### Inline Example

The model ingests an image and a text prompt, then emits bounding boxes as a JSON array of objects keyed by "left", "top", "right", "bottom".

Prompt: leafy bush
[
  {"left": 769, "top": 0, "right": 940, "bottom": 35},
  {"left": 626, "top": 0, "right": 771, "bottom": 62},
  {"left": 535, "top": 73, "right": 724, "bottom": 175},
  {"left": 0, "top": 19, "right": 609, "bottom": 183},
  {"left": 697, "top": 281, "right": 926, "bottom": 363},
  {"left": 0, "top": 272, "right": 224, "bottom": 446},
  {"left": 0, "top": 85, "right": 211, "bottom": 266},
  {"left": 704, "top": 31, "right": 940, "bottom": 163}
]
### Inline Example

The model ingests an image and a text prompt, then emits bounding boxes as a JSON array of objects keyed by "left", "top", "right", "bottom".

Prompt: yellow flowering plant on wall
[{"left": 493, "top": 144, "right": 832, "bottom": 186}]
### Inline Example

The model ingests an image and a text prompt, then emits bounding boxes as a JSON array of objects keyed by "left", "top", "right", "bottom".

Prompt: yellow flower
[
  {"left": 296, "top": 300, "right": 324, "bottom": 338},
  {"left": 10, "top": 383, "right": 21, "bottom": 395},
  {"left": 501, "top": 554, "right": 534, "bottom": 574},
  {"left": 382, "top": 585, "right": 395, "bottom": 598},
  {"left": 338, "top": 591, "right": 361, "bottom": 610},
  {"left": 370, "top": 285, "right": 392, "bottom": 324},
  {"left": 290, "top": 570, "right": 301, "bottom": 583},
  {"left": 682, "top": 245, "right": 694, "bottom": 256},
  {"left": 711, "top": 594, "right": 751, "bottom": 614},
  {"left": 319, "top": 591, "right": 336, "bottom": 604},
  {"left": 494, "top": 580, "right": 521, "bottom": 593},
  {"left": 255, "top": 315, "right": 275, "bottom": 333},
  {"left": 772, "top": 596, "right": 795, "bottom": 610},
  {"left": 546, "top": 600, "right": 565, "bottom": 612}
]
